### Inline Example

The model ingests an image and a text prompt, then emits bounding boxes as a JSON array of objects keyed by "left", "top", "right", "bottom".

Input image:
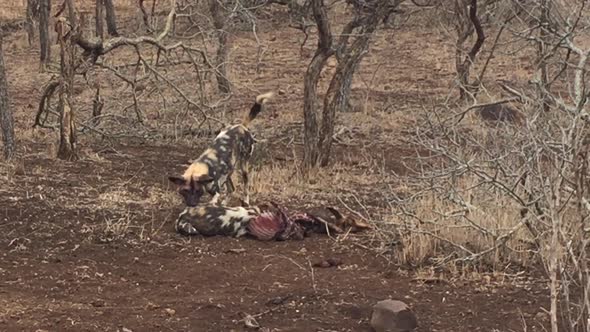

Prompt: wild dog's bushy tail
[{"left": 243, "top": 92, "right": 274, "bottom": 126}]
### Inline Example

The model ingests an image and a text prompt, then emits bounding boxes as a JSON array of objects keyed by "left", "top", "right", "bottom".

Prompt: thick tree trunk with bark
[
  {"left": 103, "top": 0, "right": 119, "bottom": 37},
  {"left": 39, "top": 0, "right": 50, "bottom": 70},
  {"left": 55, "top": 17, "right": 78, "bottom": 161},
  {"left": 0, "top": 34, "right": 16, "bottom": 160},
  {"left": 95, "top": 0, "right": 104, "bottom": 38},
  {"left": 303, "top": 0, "right": 333, "bottom": 169},
  {"left": 209, "top": 0, "right": 231, "bottom": 94}
]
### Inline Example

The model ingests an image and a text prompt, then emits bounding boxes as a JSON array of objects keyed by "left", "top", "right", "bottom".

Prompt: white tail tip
[{"left": 255, "top": 92, "right": 274, "bottom": 104}]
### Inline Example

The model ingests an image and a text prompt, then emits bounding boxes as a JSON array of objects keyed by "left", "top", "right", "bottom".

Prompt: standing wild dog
[{"left": 169, "top": 92, "right": 274, "bottom": 207}]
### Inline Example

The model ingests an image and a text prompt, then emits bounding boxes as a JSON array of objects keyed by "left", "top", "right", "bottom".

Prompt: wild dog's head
[{"left": 168, "top": 174, "right": 214, "bottom": 207}]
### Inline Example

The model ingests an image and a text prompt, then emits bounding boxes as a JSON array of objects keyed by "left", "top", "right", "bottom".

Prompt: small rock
[
  {"left": 297, "top": 248, "right": 307, "bottom": 254},
  {"left": 164, "top": 308, "right": 176, "bottom": 316},
  {"left": 146, "top": 302, "right": 160, "bottom": 310},
  {"left": 313, "top": 260, "right": 331, "bottom": 268},
  {"left": 312, "top": 258, "right": 342, "bottom": 268},
  {"left": 326, "top": 258, "right": 342, "bottom": 266},
  {"left": 243, "top": 314, "right": 260, "bottom": 329},
  {"left": 278, "top": 89, "right": 286, "bottom": 95},
  {"left": 227, "top": 248, "right": 246, "bottom": 254},
  {"left": 91, "top": 299, "right": 105, "bottom": 307},
  {"left": 370, "top": 299, "right": 417, "bottom": 332}
]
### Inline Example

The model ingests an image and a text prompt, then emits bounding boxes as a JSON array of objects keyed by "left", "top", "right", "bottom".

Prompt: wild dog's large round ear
[
  {"left": 195, "top": 174, "right": 214, "bottom": 183},
  {"left": 168, "top": 176, "right": 186, "bottom": 186}
]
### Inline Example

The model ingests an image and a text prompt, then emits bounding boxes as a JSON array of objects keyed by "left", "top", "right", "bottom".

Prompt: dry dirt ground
[{"left": 0, "top": 3, "right": 551, "bottom": 332}]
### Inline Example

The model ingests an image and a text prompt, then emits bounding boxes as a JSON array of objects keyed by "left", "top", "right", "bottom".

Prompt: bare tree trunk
[
  {"left": 39, "top": 0, "right": 51, "bottom": 70},
  {"left": 304, "top": 0, "right": 393, "bottom": 168},
  {"left": 209, "top": 0, "right": 231, "bottom": 94},
  {"left": 139, "top": 0, "right": 153, "bottom": 33},
  {"left": 536, "top": 0, "right": 551, "bottom": 112},
  {"left": 151, "top": 0, "right": 158, "bottom": 17},
  {"left": 303, "top": 0, "right": 333, "bottom": 169},
  {"left": 26, "top": 0, "right": 38, "bottom": 46},
  {"left": 549, "top": 201, "right": 560, "bottom": 332},
  {"left": 55, "top": 16, "right": 78, "bottom": 161},
  {"left": 318, "top": 23, "right": 379, "bottom": 167},
  {"left": 103, "top": 0, "right": 119, "bottom": 37},
  {"left": 95, "top": 0, "right": 104, "bottom": 38},
  {"left": 455, "top": 0, "right": 485, "bottom": 101},
  {"left": 0, "top": 34, "right": 16, "bottom": 160}
]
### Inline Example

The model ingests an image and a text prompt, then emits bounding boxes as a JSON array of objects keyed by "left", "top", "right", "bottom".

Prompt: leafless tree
[
  {"left": 302, "top": 0, "right": 400, "bottom": 169},
  {"left": 0, "top": 33, "right": 16, "bottom": 160},
  {"left": 138, "top": 0, "right": 154, "bottom": 33},
  {"left": 34, "top": 0, "right": 232, "bottom": 144},
  {"left": 535, "top": 0, "right": 551, "bottom": 112},
  {"left": 393, "top": 2, "right": 590, "bottom": 331},
  {"left": 54, "top": 1, "right": 79, "bottom": 160},
  {"left": 437, "top": 0, "right": 488, "bottom": 100},
  {"left": 95, "top": 0, "right": 104, "bottom": 38},
  {"left": 208, "top": 0, "right": 232, "bottom": 94},
  {"left": 38, "top": 0, "right": 51, "bottom": 70},
  {"left": 103, "top": 0, "right": 119, "bottom": 37},
  {"left": 454, "top": 0, "right": 485, "bottom": 100},
  {"left": 26, "top": 0, "right": 39, "bottom": 46}
]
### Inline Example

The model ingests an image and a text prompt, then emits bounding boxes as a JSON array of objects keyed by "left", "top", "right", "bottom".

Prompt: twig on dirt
[
  {"left": 307, "top": 258, "right": 317, "bottom": 294},
  {"left": 237, "top": 305, "right": 283, "bottom": 329},
  {"left": 263, "top": 254, "right": 306, "bottom": 270},
  {"left": 118, "top": 163, "right": 146, "bottom": 188}
]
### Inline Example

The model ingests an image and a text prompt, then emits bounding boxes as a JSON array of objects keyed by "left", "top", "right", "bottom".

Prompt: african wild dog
[
  {"left": 168, "top": 92, "right": 274, "bottom": 207},
  {"left": 174, "top": 202, "right": 371, "bottom": 240},
  {"left": 175, "top": 204, "right": 261, "bottom": 237}
]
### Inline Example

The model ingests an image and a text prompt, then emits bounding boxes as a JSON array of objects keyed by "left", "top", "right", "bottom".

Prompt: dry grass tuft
[{"left": 393, "top": 186, "right": 533, "bottom": 268}]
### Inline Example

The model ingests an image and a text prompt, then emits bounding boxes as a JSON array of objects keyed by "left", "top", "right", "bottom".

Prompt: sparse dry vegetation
[{"left": 0, "top": 0, "right": 589, "bottom": 331}]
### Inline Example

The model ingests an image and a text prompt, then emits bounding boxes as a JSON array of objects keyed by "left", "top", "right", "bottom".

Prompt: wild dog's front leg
[
  {"left": 221, "top": 176, "right": 235, "bottom": 205},
  {"left": 209, "top": 192, "right": 221, "bottom": 205},
  {"left": 206, "top": 180, "right": 222, "bottom": 205},
  {"left": 239, "top": 161, "right": 250, "bottom": 206}
]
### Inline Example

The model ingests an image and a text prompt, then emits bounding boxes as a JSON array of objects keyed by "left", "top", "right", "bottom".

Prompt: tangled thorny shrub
[
  {"left": 391, "top": 110, "right": 534, "bottom": 268},
  {"left": 34, "top": 0, "right": 270, "bottom": 143},
  {"left": 393, "top": 99, "right": 589, "bottom": 330},
  {"left": 383, "top": 1, "right": 590, "bottom": 330}
]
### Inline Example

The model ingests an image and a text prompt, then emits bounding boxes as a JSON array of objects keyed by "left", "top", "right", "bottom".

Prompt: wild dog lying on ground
[
  {"left": 175, "top": 204, "right": 261, "bottom": 237},
  {"left": 175, "top": 201, "right": 372, "bottom": 240},
  {"left": 169, "top": 92, "right": 274, "bottom": 207}
]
